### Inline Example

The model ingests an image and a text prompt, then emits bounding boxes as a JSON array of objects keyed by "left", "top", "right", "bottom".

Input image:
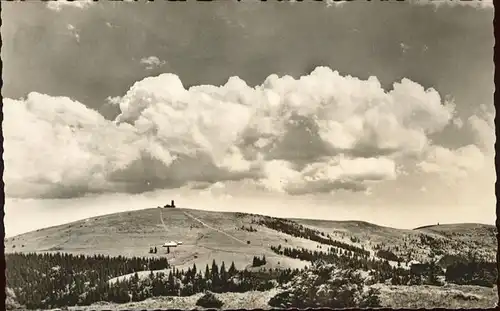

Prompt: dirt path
[
  {"left": 159, "top": 209, "right": 278, "bottom": 262},
  {"left": 182, "top": 211, "right": 247, "bottom": 245},
  {"left": 159, "top": 209, "right": 168, "bottom": 232},
  {"left": 182, "top": 211, "right": 282, "bottom": 260}
]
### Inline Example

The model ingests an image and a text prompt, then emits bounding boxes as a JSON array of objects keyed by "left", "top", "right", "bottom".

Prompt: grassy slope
[
  {"left": 5, "top": 208, "right": 317, "bottom": 271},
  {"left": 416, "top": 223, "right": 498, "bottom": 255},
  {"left": 374, "top": 283, "right": 498, "bottom": 309},
  {"left": 64, "top": 290, "right": 280, "bottom": 311},
  {"left": 298, "top": 219, "right": 497, "bottom": 263},
  {"left": 6, "top": 208, "right": 498, "bottom": 309},
  {"left": 6, "top": 208, "right": 496, "bottom": 268}
]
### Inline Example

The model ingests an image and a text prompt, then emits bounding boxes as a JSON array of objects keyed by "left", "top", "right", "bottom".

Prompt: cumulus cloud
[
  {"left": 258, "top": 156, "right": 396, "bottom": 195},
  {"left": 467, "top": 106, "right": 495, "bottom": 155},
  {"left": 4, "top": 67, "right": 462, "bottom": 199},
  {"left": 417, "top": 144, "right": 486, "bottom": 179},
  {"left": 47, "top": 0, "right": 94, "bottom": 12},
  {"left": 452, "top": 117, "right": 464, "bottom": 129},
  {"left": 140, "top": 56, "right": 167, "bottom": 70},
  {"left": 417, "top": 106, "right": 494, "bottom": 182},
  {"left": 412, "top": 0, "right": 493, "bottom": 9},
  {"left": 106, "top": 96, "right": 122, "bottom": 106}
]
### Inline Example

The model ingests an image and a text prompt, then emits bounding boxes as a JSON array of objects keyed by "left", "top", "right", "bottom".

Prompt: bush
[
  {"left": 5, "top": 287, "right": 24, "bottom": 310},
  {"left": 268, "top": 261, "right": 381, "bottom": 308},
  {"left": 196, "top": 291, "right": 224, "bottom": 309}
]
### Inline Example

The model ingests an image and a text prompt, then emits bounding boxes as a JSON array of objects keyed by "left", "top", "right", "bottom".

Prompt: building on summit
[{"left": 164, "top": 200, "right": 176, "bottom": 208}]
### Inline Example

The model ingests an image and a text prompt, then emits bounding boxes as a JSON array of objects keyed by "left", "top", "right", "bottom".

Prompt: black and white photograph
[{"left": 2, "top": 0, "right": 497, "bottom": 309}]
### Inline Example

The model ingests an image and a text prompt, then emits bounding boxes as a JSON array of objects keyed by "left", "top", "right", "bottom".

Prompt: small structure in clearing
[
  {"left": 164, "top": 200, "right": 176, "bottom": 208},
  {"left": 163, "top": 241, "right": 178, "bottom": 247},
  {"left": 162, "top": 240, "right": 179, "bottom": 254}
]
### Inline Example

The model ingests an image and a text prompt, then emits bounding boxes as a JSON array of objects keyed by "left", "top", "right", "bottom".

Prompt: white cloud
[
  {"left": 412, "top": 0, "right": 493, "bottom": 9},
  {"left": 47, "top": 0, "right": 94, "bottom": 12},
  {"left": 3, "top": 67, "right": 466, "bottom": 199},
  {"left": 468, "top": 107, "right": 495, "bottom": 155},
  {"left": 140, "top": 56, "right": 167, "bottom": 70},
  {"left": 325, "top": 0, "right": 349, "bottom": 8},
  {"left": 258, "top": 156, "right": 396, "bottom": 195},
  {"left": 416, "top": 106, "right": 494, "bottom": 183},
  {"left": 417, "top": 144, "right": 486, "bottom": 180},
  {"left": 106, "top": 96, "right": 122, "bottom": 106},
  {"left": 452, "top": 117, "right": 464, "bottom": 129}
]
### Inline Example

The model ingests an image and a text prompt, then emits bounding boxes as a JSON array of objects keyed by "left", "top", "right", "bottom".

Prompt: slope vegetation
[{"left": 5, "top": 208, "right": 496, "bottom": 271}]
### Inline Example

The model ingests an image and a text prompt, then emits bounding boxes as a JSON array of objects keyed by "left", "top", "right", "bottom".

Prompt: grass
[
  {"left": 64, "top": 289, "right": 279, "bottom": 310},
  {"left": 60, "top": 284, "right": 498, "bottom": 310},
  {"left": 374, "top": 283, "right": 498, "bottom": 309},
  {"left": 6, "top": 207, "right": 497, "bottom": 310},
  {"left": 6, "top": 207, "right": 496, "bottom": 269}
]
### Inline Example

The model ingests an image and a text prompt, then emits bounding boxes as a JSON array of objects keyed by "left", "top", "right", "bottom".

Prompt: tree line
[
  {"left": 255, "top": 217, "right": 370, "bottom": 256},
  {"left": 270, "top": 244, "right": 409, "bottom": 284},
  {"left": 445, "top": 261, "right": 497, "bottom": 287},
  {"left": 6, "top": 252, "right": 298, "bottom": 310},
  {"left": 270, "top": 243, "right": 497, "bottom": 288},
  {"left": 6, "top": 252, "right": 168, "bottom": 309},
  {"left": 252, "top": 255, "right": 267, "bottom": 267},
  {"left": 240, "top": 225, "right": 258, "bottom": 232}
]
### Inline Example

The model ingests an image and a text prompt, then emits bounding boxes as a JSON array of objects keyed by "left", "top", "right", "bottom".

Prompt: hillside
[
  {"left": 5, "top": 208, "right": 315, "bottom": 272},
  {"left": 5, "top": 207, "right": 498, "bottom": 310},
  {"left": 5, "top": 207, "right": 496, "bottom": 271}
]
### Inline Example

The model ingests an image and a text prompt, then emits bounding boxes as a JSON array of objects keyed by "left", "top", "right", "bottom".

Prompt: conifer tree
[
  {"left": 205, "top": 264, "right": 211, "bottom": 279},
  {"left": 228, "top": 261, "right": 237, "bottom": 277},
  {"left": 220, "top": 261, "right": 228, "bottom": 290}
]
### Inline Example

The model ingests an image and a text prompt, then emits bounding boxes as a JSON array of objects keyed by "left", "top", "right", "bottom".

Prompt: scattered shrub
[
  {"left": 268, "top": 261, "right": 382, "bottom": 309},
  {"left": 196, "top": 291, "right": 224, "bottom": 309},
  {"left": 453, "top": 291, "right": 480, "bottom": 301}
]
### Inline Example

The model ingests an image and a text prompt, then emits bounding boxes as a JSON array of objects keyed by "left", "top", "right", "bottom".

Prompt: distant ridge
[{"left": 413, "top": 223, "right": 495, "bottom": 231}]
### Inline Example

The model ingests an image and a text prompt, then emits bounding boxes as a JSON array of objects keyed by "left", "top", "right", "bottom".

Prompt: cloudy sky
[{"left": 2, "top": 0, "right": 495, "bottom": 235}]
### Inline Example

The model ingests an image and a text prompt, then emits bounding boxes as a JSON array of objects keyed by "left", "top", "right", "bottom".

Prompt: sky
[{"left": 2, "top": 0, "right": 495, "bottom": 236}]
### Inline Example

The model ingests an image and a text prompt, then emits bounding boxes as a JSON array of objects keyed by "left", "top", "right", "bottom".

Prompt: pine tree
[
  {"left": 220, "top": 261, "right": 228, "bottom": 291},
  {"left": 205, "top": 264, "right": 211, "bottom": 279},
  {"left": 211, "top": 260, "right": 220, "bottom": 291},
  {"left": 211, "top": 260, "right": 219, "bottom": 275},
  {"left": 228, "top": 261, "right": 236, "bottom": 277},
  {"left": 167, "top": 271, "right": 176, "bottom": 295}
]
